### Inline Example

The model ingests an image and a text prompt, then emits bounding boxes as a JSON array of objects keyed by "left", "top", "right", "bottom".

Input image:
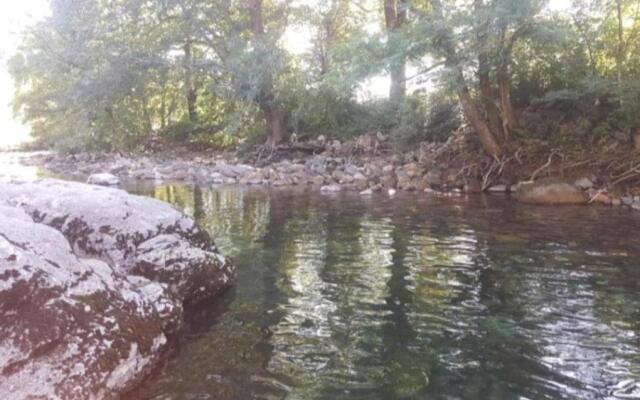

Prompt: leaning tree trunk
[
  {"left": 248, "top": 0, "right": 287, "bottom": 146},
  {"left": 385, "top": 0, "right": 407, "bottom": 104},
  {"left": 429, "top": 0, "right": 502, "bottom": 157},
  {"left": 457, "top": 73, "right": 503, "bottom": 158}
]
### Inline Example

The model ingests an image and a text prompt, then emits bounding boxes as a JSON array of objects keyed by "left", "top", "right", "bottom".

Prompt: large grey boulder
[
  {"left": 0, "top": 204, "right": 175, "bottom": 399},
  {"left": 514, "top": 178, "right": 588, "bottom": 205},
  {"left": 0, "top": 179, "right": 234, "bottom": 399},
  {"left": 0, "top": 179, "right": 233, "bottom": 305}
]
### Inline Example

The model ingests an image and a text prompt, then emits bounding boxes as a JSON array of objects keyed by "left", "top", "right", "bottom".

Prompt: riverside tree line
[{"left": 8, "top": 0, "right": 640, "bottom": 156}]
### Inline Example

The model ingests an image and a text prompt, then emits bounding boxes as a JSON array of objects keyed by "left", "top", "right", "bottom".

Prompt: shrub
[{"left": 392, "top": 92, "right": 460, "bottom": 148}]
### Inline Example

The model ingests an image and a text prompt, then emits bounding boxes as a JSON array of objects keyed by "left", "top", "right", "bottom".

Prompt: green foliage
[
  {"left": 510, "top": 18, "right": 591, "bottom": 103},
  {"left": 283, "top": 85, "right": 360, "bottom": 139},
  {"left": 529, "top": 77, "right": 640, "bottom": 143},
  {"left": 9, "top": 0, "right": 287, "bottom": 152},
  {"left": 392, "top": 91, "right": 460, "bottom": 147},
  {"left": 281, "top": 82, "right": 397, "bottom": 141},
  {"left": 8, "top": 0, "right": 640, "bottom": 153},
  {"left": 618, "top": 79, "right": 640, "bottom": 134}
]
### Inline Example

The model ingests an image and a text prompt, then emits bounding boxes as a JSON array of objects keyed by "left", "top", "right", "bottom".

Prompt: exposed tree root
[{"left": 433, "top": 128, "right": 640, "bottom": 192}]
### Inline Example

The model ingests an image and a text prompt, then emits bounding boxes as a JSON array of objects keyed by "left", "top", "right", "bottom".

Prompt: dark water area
[{"left": 122, "top": 184, "right": 640, "bottom": 399}]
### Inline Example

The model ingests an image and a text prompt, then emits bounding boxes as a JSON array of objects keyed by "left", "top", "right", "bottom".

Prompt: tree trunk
[
  {"left": 616, "top": 0, "right": 624, "bottom": 104},
  {"left": 262, "top": 103, "right": 285, "bottom": 146},
  {"left": 497, "top": 27, "right": 522, "bottom": 136},
  {"left": 248, "top": 0, "right": 287, "bottom": 146},
  {"left": 474, "top": 0, "right": 505, "bottom": 142},
  {"left": 498, "top": 71, "right": 519, "bottom": 136},
  {"left": 385, "top": 0, "right": 407, "bottom": 103},
  {"left": 318, "top": 18, "right": 333, "bottom": 76},
  {"left": 572, "top": 15, "right": 598, "bottom": 75},
  {"left": 478, "top": 51, "right": 505, "bottom": 142},
  {"left": 184, "top": 41, "right": 198, "bottom": 124},
  {"left": 457, "top": 74, "right": 503, "bottom": 158},
  {"left": 160, "top": 91, "right": 167, "bottom": 129},
  {"left": 141, "top": 91, "right": 152, "bottom": 134},
  {"left": 429, "top": 0, "right": 502, "bottom": 157}
]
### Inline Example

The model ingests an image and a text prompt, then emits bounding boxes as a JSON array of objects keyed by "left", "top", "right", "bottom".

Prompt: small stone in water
[
  {"left": 87, "top": 173, "right": 120, "bottom": 186},
  {"left": 320, "top": 184, "right": 341, "bottom": 193},
  {"left": 488, "top": 184, "right": 508, "bottom": 193}
]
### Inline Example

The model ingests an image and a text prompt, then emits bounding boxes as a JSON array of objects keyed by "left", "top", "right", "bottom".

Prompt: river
[
  {"left": 1, "top": 152, "right": 639, "bottom": 399},
  {"left": 117, "top": 182, "right": 640, "bottom": 400}
]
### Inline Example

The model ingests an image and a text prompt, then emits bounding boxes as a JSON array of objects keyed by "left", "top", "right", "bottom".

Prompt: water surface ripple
[{"left": 125, "top": 185, "right": 640, "bottom": 400}]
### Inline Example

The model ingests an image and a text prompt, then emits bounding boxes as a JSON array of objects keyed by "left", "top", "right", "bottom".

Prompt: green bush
[
  {"left": 392, "top": 92, "right": 460, "bottom": 148},
  {"left": 534, "top": 78, "right": 640, "bottom": 141}
]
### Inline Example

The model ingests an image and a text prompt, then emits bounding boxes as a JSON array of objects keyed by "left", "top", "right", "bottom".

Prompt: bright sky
[
  {"left": 0, "top": 0, "right": 573, "bottom": 148},
  {"left": 0, "top": 1, "right": 49, "bottom": 149},
  {"left": 548, "top": 0, "right": 572, "bottom": 12}
]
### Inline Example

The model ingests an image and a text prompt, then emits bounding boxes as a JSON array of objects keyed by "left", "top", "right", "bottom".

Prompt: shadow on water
[{"left": 123, "top": 183, "right": 640, "bottom": 400}]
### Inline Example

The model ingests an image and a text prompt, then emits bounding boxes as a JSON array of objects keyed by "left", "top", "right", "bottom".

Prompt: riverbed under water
[
  {"left": 1, "top": 151, "right": 639, "bottom": 399},
  {"left": 118, "top": 182, "right": 640, "bottom": 400}
]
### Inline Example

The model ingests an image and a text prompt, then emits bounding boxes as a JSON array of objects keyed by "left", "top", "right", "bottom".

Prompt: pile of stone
[
  {"left": 23, "top": 133, "right": 640, "bottom": 213},
  {"left": 26, "top": 134, "right": 447, "bottom": 192}
]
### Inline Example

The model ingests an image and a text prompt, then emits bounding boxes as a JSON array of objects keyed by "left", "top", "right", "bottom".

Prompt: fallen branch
[{"left": 529, "top": 151, "right": 561, "bottom": 181}]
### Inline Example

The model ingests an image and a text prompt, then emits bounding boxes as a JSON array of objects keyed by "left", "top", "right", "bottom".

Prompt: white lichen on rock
[{"left": 0, "top": 179, "right": 234, "bottom": 399}]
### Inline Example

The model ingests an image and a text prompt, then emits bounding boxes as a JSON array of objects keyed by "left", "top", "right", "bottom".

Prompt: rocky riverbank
[
  {"left": 20, "top": 132, "right": 640, "bottom": 212},
  {"left": 0, "top": 179, "right": 234, "bottom": 400}
]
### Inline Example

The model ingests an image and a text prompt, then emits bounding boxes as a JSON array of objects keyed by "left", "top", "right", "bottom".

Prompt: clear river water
[
  {"left": 1, "top": 153, "right": 639, "bottom": 400},
  {"left": 121, "top": 183, "right": 640, "bottom": 400}
]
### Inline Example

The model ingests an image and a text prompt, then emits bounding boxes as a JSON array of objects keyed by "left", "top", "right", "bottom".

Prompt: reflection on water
[
  {"left": 0, "top": 152, "right": 47, "bottom": 180},
  {"left": 124, "top": 184, "right": 640, "bottom": 400}
]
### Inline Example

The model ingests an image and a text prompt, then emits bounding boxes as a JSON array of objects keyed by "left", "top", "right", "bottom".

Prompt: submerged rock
[
  {"left": 87, "top": 173, "right": 120, "bottom": 186},
  {"left": 488, "top": 184, "right": 509, "bottom": 193},
  {"left": 0, "top": 179, "right": 234, "bottom": 399},
  {"left": 515, "top": 178, "right": 588, "bottom": 205}
]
